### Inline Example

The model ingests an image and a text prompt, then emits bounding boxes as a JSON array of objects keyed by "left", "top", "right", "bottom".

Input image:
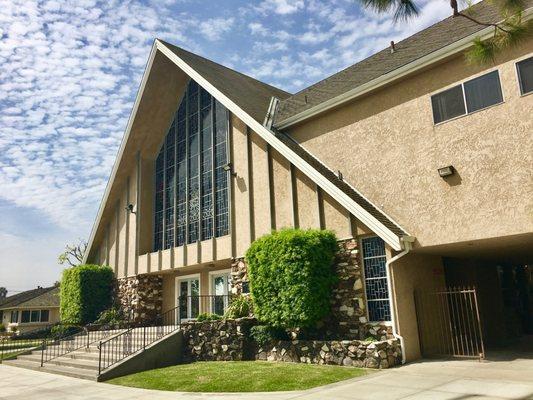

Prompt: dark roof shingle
[
  {"left": 0, "top": 286, "right": 59, "bottom": 310},
  {"left": 274, "top": 0, "right": 532, "bottom": 125}
]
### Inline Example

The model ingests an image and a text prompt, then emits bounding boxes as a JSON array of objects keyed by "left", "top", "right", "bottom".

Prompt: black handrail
[
  {"left": 0, "top": 323, "right": 57, "bottom": 363},
  {"left": 97, "top": 305, "right": 181, "bottom": 374}
]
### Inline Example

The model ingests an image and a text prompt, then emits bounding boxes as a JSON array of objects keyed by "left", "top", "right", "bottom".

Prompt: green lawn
[{"left": 107, "top": 361, "right": 370, "bottom": 392}]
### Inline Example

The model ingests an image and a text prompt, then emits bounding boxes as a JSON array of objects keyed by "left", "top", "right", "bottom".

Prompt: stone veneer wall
[
  {"left": 181, "top": 318, "right": 257, "bottom": 362},
  {"left": 180, "top": 318, "right": 400, "bottom": 369},
  {"left": 230, "top": 238, "right": 392, "bottom": 341},
  {"left": 116, "top": 275, "right": 163, "bottom": 324},
  {"left": 257, "top": 339, "right": 401, "bottom": 369}
]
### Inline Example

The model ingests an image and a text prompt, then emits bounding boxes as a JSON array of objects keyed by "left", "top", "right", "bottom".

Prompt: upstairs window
[
  {"left": 431, "top": 70, "right": 503, "bottom": 124},
  {"left": 516, "top": 56, "right": 533, "bottom": 95}
]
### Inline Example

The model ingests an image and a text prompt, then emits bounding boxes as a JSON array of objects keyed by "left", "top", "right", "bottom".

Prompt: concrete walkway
[{"left": 1, "top": 353, "right": 533, "bottom": 400}]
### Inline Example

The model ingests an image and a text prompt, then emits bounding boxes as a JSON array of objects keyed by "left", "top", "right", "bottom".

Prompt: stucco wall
[{"left": 286, "top": 43, "right": 533, "bottom": 248}]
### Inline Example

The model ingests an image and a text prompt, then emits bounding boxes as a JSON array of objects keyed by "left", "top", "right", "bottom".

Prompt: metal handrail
[
  {"left": 97, "top": 306, "right": 181, "bottom": 375},
  {"left": 0, "top": 323, "right": 58, "bottom": 363}
]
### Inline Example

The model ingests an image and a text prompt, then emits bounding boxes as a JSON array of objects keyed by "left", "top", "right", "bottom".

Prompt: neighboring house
[
  {"left": 83, "top": 0, "right": 532, "bottom": 362},
  {"left": 0, "top": 287, "right": 60, "bottom": 334}
]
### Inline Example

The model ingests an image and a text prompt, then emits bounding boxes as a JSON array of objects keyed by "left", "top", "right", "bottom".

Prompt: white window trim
[
  {"left": 175, "top": 273, "right": 201, "bottom": 321},
  {"left": 209, "top": 269, "right": 231, "bottom": 315},
  {"left": 432, "top": 69, "right": 505, "bottom": 126},
  {"left": 515, "top": 53, "right": 533, "bottom": 97}
]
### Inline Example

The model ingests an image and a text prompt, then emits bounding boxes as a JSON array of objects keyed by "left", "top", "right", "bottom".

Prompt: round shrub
[
  {"left": 224, "top": 295, "right": 252, "bottom": 319},
  {"left": 196, "top": 313, "right": 222, "bottom": 322},
  {"left": 60, "top": 264, "right": 115, "bottom": 325},
  {"left": 246, "top": 228, "right": 338, "bottom": 328}
]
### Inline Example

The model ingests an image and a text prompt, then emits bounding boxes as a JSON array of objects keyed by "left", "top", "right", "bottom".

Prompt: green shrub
[
  {"left": 196, "top": 313, "right": 222, "bottom": 322},
  {"left": 224, "top": 295, "right": 252, "bottom": 319},
  {"left": 50, "top": 324, "right": 81, "bottom": 339},
  {"left": 0, "top": 323, "right": 5, "bottom": 333},
  {"left": 95, "top": 307, "right": 126, "bottom": 327},
  {"left": 60, "top": 264, "right": 115, "bottom": 325},
  {"left": 246, "top": 228, "right": 338, "bottom": 328},
  {"left": 249, "top": 325, "right": 289, "bottom": 346}
]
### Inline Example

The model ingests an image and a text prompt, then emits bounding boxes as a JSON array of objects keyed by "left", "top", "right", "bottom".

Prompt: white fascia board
[
  {"left": 275, "top": 8, "right": 533, "bottom": 130},
  {"left": 83, "top": 42, "right": 159, "bottom": 264},
  {"left": 156, "top": 41, "right": 405, "bottom": 250}
]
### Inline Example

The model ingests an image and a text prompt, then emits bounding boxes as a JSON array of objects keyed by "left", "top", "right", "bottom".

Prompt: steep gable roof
[
  {"left": 274, "top": 0, "right": 533, "bottom": 127},
  {"left": 0, "top": 286, "right": 59, "bottom": 310},
  {"left": 158, "top": 40, "right": 291, "bottom": 122}
]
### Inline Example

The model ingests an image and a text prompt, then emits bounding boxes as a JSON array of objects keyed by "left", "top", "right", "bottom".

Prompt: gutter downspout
[{"left": 385, "top": 235, "right": 415, "bottom": 364}]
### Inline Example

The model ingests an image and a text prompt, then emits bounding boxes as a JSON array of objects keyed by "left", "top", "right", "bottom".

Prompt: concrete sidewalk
[{"left": 1, "top": 354, "right": 533, "bottom": 400}]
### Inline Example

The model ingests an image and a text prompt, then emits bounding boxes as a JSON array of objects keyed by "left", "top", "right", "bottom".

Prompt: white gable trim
[
  {"left": 156, "top": 41, "right": 407, "bottom": 250},
  {"left": 83, "top": 43, "right": 158, "bottom": 263}
]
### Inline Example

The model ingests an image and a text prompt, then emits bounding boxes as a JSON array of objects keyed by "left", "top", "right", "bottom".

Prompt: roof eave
[{"left": 274, "top": 8, "right": 533, "bottom": 130}]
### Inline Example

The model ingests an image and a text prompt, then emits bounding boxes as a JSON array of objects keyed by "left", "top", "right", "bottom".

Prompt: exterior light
[
  {"left": 438, "top": 166, "right": 455, "bottom": 178},
  {"left": 223, "top": 163, "right": 237, "bottom": 176},
  {"left": 125, "top": 204, "right": 136, "bottom": 214}
]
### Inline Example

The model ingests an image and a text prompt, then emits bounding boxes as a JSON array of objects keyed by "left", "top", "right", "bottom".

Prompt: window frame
[
  {"left": 515, "top": 55, "right": 533, "bottom": 96},
  {"left": 10, "top": 310, "right": 19, "bottom": 324},
  {"left": 152, "top": 80, "right": 231, "bottom": 252},
  {"left": 209, "top": 269, "right": 231, "bottom": 315},
  {"left": 360, "top": 236, "right": 392, "bottom": 323},
  {"left": 175, "top": 273, "right": 201, "bottom": 321},
  {"left": 431, "top": 69, "right": 504, "bottom": 125}
]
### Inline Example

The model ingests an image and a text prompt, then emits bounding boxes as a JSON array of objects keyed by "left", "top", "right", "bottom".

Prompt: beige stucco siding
[
  {"left": 287, "top": 43, "right": 533, "bottom": 248},
  {"left": 250, "top": 132, "right": 272, "bottom": 239},
  {"left": 271, "top": 148, "right": 293, "bottom": 230},
  {"left": 295, "top": 169, "right": 319, "bottom": 229}
]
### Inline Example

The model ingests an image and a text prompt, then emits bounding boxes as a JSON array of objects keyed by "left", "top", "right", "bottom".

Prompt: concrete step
[
  {"left": 16, "top": 354, "right": 99, "bottom": 371},
  {"left": 2, "top": 359, "right": 97, "bottom": 381}
]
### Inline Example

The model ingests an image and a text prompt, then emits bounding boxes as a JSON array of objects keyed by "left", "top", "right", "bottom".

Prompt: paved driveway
[{"left": 1, "top": 352, "right": 532, "bottom": 400}]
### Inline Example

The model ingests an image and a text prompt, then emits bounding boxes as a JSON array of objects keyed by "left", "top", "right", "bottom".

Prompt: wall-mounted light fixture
[
  {"left": 125, "top": 204, "right": 136, "bottom": 214},
  {"left": 223, "top": 162, "right": 237, "bottom": 177},
  {"left": 438, "top": 165, "right": 455, "bottom": 178}
]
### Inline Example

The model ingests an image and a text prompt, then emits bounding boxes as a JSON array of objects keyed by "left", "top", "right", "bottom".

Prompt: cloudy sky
[{"left": 0, "top": 0, "right": 455, "bottom": 294}]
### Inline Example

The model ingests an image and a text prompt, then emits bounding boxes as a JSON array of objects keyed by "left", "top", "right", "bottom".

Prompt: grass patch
[{"left": 107, "top": 361, "right": 370, "bottom": 392}]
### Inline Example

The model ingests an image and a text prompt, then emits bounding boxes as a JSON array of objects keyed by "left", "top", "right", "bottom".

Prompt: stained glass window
[
  {"left": 362, "top": 237, "right": 391, "bottom": 322},
  {"left": 153, "top": 80, "right": 229, "bottom": 251}
]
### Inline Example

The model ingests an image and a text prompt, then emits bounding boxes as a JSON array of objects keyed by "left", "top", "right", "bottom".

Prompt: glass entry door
[
  {"left": 178, "top": 277, "right": 200, "bottom": 320},
  {"left": 211, "top": 274, "right": 230, "bottom": 315}
]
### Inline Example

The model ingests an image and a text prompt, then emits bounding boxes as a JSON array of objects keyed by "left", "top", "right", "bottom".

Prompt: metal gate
[{"left": 414, "top": 286, "right": 485, "bottom": 360}]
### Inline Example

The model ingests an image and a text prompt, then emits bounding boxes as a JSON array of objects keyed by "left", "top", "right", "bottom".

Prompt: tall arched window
[{"left": 154, "top": 80, "right": 229, "bottom": 251}]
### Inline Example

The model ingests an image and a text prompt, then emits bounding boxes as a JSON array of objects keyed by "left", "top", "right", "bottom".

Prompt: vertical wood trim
[
  {"left": 317, "top": 185, "right": 325, "bottom": 229},
  {"left": 246, "top": 127, "right": 255, "bottom": 243},
  {"left": 105, "top": 223, "right": 110, "bottom": 266},
  {"left": 135, "top": 152, "right": 141, "bottom": 274},
  {"left": 229, "top": 113, "right": 237, "bottom": 257},
  {"left": 124, "top": 177, "right": 130, "bottom": 278},
  {"left": 267, "top": 144, "right": 276, "bottom": 231},
  {"left": 114, "top": 201, "right": 120, "bottom": 276},
  {"left": 349, "top": 214, "right": 357, "bottom": 238},
  {"left": 290, "top": 164, "right": 299, "bottom": 228}
]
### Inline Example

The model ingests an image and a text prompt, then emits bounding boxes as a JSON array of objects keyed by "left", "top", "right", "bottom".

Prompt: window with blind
[
  {"left": 431, "top": 70, "right": 503, "bottom": 124},
  {"left": 517, "top": 56, "right": 533, "bottom": 95},
  {"left": 154, "top": 80, "right": 230, "bottom": 251}
]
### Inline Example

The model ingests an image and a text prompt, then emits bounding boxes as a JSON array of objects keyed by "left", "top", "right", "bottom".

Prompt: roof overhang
[
  {"left": 275, "top": 7, "right": 533, "bottom": 130},
  {"left": 85, "top": 40, "right": 410, "bottom": 262}
]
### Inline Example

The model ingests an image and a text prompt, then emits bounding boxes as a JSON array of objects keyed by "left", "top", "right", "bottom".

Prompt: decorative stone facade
[
  {"left": 229, "top": 239, "right": 392, "bottom": 341},
  {"left": 181, "top": 318, "right": 256, "bottom": 361},
  {"left": 256, "top": 339, "right": 401, "bottom": 369},
  {"left": 116, "top": 275, "right": 163, "bottom": 324}
]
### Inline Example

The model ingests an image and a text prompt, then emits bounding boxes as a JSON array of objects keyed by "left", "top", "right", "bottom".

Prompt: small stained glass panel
[{"left": 362, "top": 237, "right": 390, "bottom": 322}]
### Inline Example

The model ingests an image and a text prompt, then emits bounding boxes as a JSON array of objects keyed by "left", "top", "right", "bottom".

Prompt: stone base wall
[
  {"left": 230, "top": 238, "right": 393, "bottom": 341},
  {"left": 117, "top": 275, "right": 163, "bottom": 324},
  {"left": 181, "top": 318, "right": 256, "bottom": 361},
  {"left": 257, "top": 339, "right": 401, "bottom": 369}
]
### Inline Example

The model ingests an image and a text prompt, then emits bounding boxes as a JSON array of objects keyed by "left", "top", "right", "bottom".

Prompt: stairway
[{"left": 2, "top": 329, "right": 123, "bottom": 380}]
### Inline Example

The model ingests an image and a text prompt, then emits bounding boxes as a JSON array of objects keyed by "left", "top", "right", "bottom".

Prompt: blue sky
[{"left": 0, "top": 0, "right": 455, "bottom": 294}]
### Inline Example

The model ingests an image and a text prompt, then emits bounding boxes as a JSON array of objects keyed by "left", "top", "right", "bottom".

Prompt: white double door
[{"left": 177, "top": 277, "right": 200, "bottom": 320}]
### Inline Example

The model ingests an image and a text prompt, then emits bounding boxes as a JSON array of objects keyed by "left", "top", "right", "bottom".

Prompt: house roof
[
  {"left": 274, "top": 0, "right": 533, "bottom": 127},
  {"left": 158, "top": 40, "right": 292, "bottom": 123},
  {"left": 0, "top": 286, "right": 59, "bottom": 310}
]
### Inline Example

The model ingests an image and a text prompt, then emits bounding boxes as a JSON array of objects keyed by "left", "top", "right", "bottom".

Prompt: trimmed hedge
[
  {"left": 246, "top": 229, "right": 338, "bottom": 328},
  {"left": 60, "top": 264, "right": 115, "bottom": 325}
]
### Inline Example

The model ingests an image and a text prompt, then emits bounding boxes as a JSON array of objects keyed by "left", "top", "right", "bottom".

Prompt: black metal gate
[{"left": 415, "top": 286, "right": 485, "bottom": 360}]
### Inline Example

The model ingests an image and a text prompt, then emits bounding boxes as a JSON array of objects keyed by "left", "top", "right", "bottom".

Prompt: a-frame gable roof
[
  {"left": 0, "top": 286, "right": 59, "bottom": 310},
  {"left": 85, "top": 40, "right": 411, "bottom": 262}
]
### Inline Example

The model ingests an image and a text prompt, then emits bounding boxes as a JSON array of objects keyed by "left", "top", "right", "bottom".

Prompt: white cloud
[
  {"left": 257, "top": 0, "right": 305, "bottom": 15},
  {"left": 199, "top": 17, "right": 235, "bottom": 41}
]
